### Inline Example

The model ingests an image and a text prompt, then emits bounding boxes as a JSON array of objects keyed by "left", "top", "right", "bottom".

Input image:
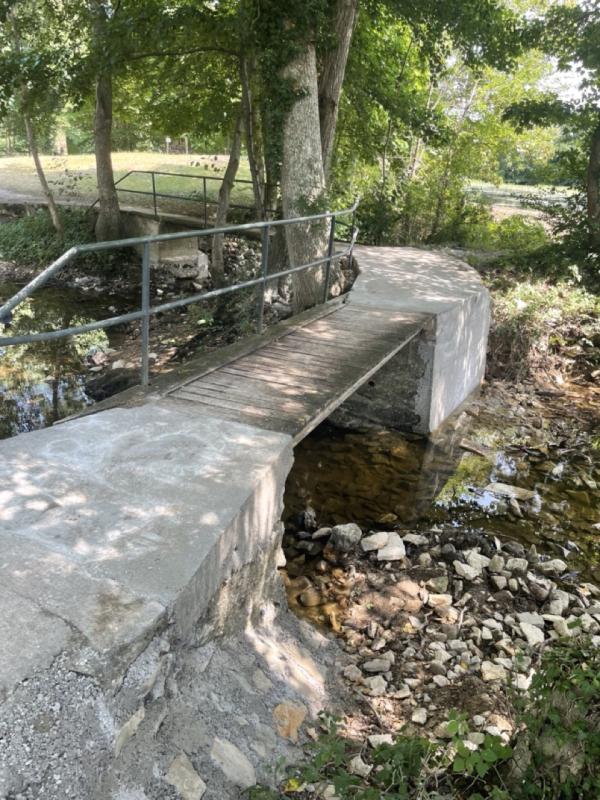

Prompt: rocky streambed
[
  {"left": 279, "top": 377, "right": 600, "bottom": 755},
  {"left": 284, "top": 520, "right": 599, "bottom": 742}
]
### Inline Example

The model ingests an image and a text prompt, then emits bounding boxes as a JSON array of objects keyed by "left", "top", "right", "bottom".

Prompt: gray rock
[
  {"left": 403, "top": 533, "right": 429, "bottom": 546},
  {"left": 210, "top": 737, "right": 256, "bottom": 789},
  {"left": 165, "top": 753, "right": 207, "bottom": 800},
  {"left": 363, "top": 675, "right": 387, "bottom": 696},
  {"left": 488, "top": 554, "right": 505, "bottom": 573},
  {"left": 411, "top": 708, "right": 428, "bottom": 725},
  {"left": 516, "top": 612, "right": 545, "bottom": 628},
  {"left": 426, "top": 575, "right": 449, "bottom": 593},
  {"left": 362, "top": 657, "right": 393, "bottom": 673},
  {"left": 538, "top": 559, "right": 568, "bottom": 575},
  {"left": 330, "top": 523, "right": 363, "bottom": 552},
  {"left": 481, "top": 662, "right": 508, "bottom": 682},
  {"left": 506, "top": 557, "right": 528, "bottom": 575},
  {"left": 368, "top": 734, "right": 393, "bottom": 747},
  {"left": 520, "top": 622, "right": 545, "bottom": 646},
  {"left": 545, "top": 590, "right": 570, "bottom": 616},
  {"left": 361, "top": 532, "right": 389, "bottom": 552},
  {"left": 466, "top": 550, "right": 491, "bottom": 573},
  {"left": 453, "top": 561, "right": 480, "bottom": 581},
  {"left": 377, "top": 532, "right": 406, "bottom": 561},
  {"left": 491, "top": 575, "right": 508, "bottom": 591}
]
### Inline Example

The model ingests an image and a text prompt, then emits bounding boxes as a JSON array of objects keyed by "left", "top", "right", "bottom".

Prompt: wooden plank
[
  {"left": 256, "top": 345, "right": 343, "bottom": 368},
  {"left": 225, "top": 355, "right": 352, "bottom": 383},
  {"left": 174, "top": 389, "right": 302, "bottom": 421},
  {"left": 178, "top": 381, "right": 308, "bottom": 413},
  {"left": 219, "top": 365, "right": 340, "bottom": 391},
  {"left": 192, "top": 373, "right": 317, "bottom": 399}
]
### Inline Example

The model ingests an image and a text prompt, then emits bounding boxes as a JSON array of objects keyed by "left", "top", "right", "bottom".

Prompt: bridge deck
[{"left": 168, "top": 302, "right": 427, "bottom": 442}]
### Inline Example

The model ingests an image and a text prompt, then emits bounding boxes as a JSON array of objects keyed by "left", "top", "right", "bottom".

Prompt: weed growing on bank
[{"left": 249, "top": 638, "right": 600, "bottom": 800}]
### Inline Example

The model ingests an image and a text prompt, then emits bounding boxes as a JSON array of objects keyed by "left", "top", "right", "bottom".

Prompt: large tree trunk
[
  {"left": 586, "top": 121, "right": 600, "bottom": 250},
  {"left": 211, "top": 111, "right": 243, "bottom": 287},
  {"left": 94, "top": 71, "right": 121, "bottom": 241},
  {"left": 23, "top": 116, "right": 63, "bottom": 236},
  {"left": 318, "top": 0, "right": 359, "bottom": 181},
  {"left": 281, "top": 44, "right": 327, "bottom": 313},
  {"left": 240, "top": 57, "right": 266, "bottom": 219}
]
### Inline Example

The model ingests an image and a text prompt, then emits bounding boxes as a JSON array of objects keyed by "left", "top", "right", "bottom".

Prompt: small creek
[
  {"left": 0, "top": 280, "right": 135, "bottom": 440},
  {"left": 282, "top": 384, "right": 600, "bottom": 628}
]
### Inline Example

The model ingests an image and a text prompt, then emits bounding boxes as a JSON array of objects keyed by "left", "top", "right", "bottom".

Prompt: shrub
[
  {"left": 0, "top": 208, "right": 131, "bottom": 274},
  {"left": 509, "top": 636, "right": 600, "bottom": 800},
  {"left": 462, "top": 213, "right": 548, "bottom": 254}
]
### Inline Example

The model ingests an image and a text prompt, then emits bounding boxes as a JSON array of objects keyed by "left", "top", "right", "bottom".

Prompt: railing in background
[
  {"left": 0, "top": 202, "right": 359, "bottom": 388},
  {"left": 90, "top": 170, "right": 275, "bottom": 224}
]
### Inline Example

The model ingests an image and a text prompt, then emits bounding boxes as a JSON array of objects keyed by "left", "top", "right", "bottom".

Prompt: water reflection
[
  {"left": 0, "top": 282, "right": 128, "bottom": 439},
  {"left": 284, "top": 407, "right": 600, "bottom": 580}
]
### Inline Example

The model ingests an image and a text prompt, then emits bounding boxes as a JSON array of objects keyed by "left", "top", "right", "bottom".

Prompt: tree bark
[
  {"left": 318, "top": 0, "right": 359, "bottom": 181},
  {"left": 94, "top": 71, "right": 121, "bottom": 241},
  {"left": 586, "top": 120, "right": 600, "bottom": 250},
  {"left": 281, "top": 44, "right": 328, "bottom": 313},
  {"left": 240, "top": 56, "right": 266, "bottom": 219},
  {"left": 23, "top": 116, "right": 64, "bottom": 236},
  {"left": 211, "top": 110, "right": 243, "bottom": 287}
]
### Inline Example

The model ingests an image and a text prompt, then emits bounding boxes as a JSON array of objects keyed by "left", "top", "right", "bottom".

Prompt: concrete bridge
[{"left": 0, "top": 245, "right": 489, "bottom": 798}]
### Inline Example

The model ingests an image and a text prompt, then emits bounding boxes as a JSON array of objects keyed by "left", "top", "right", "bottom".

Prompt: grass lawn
[{"left": 0, "top": 152, "right": 255, "bottom": 215}]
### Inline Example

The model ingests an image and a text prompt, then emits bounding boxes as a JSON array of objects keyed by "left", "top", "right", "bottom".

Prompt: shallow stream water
[
  {"left": 282, "top": 384, "right": 600, "bottom": 629},
  {"left": 0, "top": 280, "right": 134, "bottom": 439}
]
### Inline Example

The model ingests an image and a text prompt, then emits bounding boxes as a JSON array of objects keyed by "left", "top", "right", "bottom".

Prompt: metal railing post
[
  {"left": 349, "top": 200, "right": 358, "bottom": 262},
  {"left": 140, "top": 242, "right": 151, "bottom": 386},
  {"left": 323, "top": 215, "right": 336, "bottom": 302},
  {"left": 256, "top": 224, "right": 270, "bottom": 334},
  {"left": 203, "top": 177, "right": 208, "bottom": 226},
  {"left": 151, "top": 172, "right": 158, "bottom": 218}
]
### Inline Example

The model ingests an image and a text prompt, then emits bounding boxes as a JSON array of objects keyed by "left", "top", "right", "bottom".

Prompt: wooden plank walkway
[{"left": 168, "top": 303, "right": 428, "bottom": 442}]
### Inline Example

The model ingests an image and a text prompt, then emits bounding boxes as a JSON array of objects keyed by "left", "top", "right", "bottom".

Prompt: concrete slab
[
  {"left": 0, "top": 584, "right": 72, "bottom": 694},
  {"left": 0, "top": 402, "right": 292, "bottom": 689},
  {"left": 337, "top": 246, "right": 490, "bottom": 432}
]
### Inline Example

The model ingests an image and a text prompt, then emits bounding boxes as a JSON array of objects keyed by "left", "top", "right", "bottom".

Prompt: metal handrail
[
  {"left": 90, "top": 169, "right": 275, "bottom": 223},
  {"left": 0, "top": 201, "right": 359, "bottom": 387}
]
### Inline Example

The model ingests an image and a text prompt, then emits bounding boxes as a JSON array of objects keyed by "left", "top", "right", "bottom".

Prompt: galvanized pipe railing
[
  {"left": 0, "top": 201, "right": 359, "bottom": 388},
  {"left": 90, "top": 169, "right": 275, "bottom": 221}
]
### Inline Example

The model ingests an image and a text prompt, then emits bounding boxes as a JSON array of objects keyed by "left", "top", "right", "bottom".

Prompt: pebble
[{"left": 411, "top": 708, "right": 428, "bottom": 725}]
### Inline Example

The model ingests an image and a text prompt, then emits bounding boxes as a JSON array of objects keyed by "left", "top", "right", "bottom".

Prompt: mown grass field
[{"left": 0, "top": 152, "right": 255, "bottom": 215}]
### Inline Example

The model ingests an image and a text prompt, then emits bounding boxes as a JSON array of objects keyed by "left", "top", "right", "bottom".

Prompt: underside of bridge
[{"left": 0, "top": 246, "right": 489, "bottom": 798}]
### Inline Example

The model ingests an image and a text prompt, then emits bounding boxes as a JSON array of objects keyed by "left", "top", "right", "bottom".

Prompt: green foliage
[
  {"left": 512, "top": 636, "right": 600, "bottom": 800},
  {"left": 462, "top": 211, "right": 549, "bottom": 254},
  {"left": 0, "top": 208, "right": 128, "bottom": 273}
]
